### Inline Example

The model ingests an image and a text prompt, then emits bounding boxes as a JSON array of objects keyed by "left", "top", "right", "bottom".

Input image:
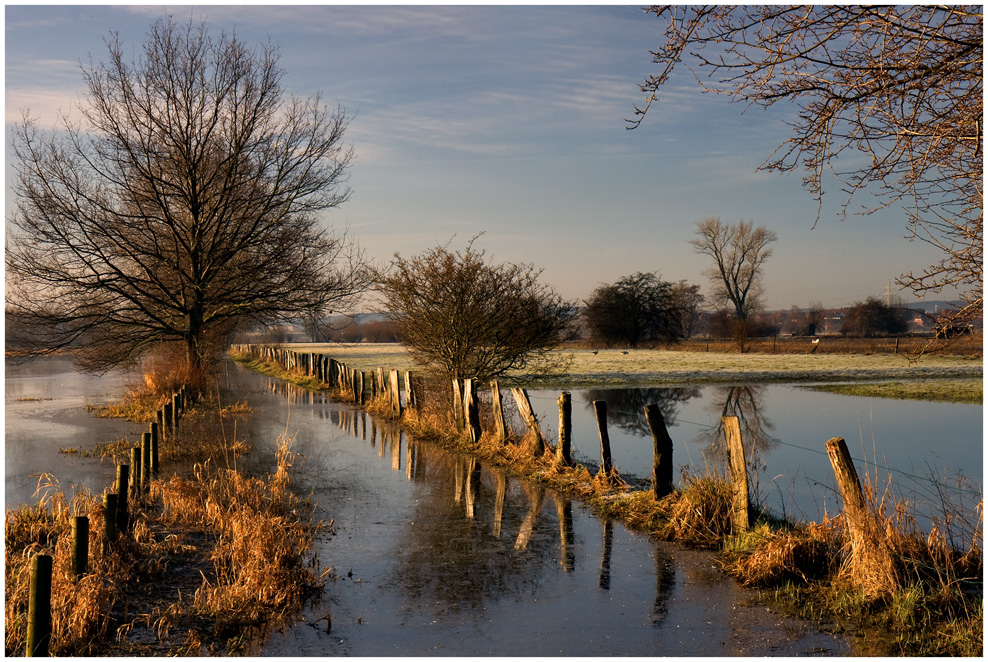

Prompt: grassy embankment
[
  {"left": 4, "top": 367, "right": 325, "bottom": 656},
  {"left": 243, "top": 342, "right": 982, "bottom": 655}
]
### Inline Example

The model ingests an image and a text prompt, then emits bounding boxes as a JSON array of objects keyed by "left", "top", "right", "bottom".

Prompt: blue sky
[{"left": 4, "top": 4, "right": 958, "bottom": 311}]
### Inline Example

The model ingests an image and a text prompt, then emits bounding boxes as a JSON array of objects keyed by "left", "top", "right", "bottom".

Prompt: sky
[{"left": 4, "top": 3, "right": 964, "bottom": 312}]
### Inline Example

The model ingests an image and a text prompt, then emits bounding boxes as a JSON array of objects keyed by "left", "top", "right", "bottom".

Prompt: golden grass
[{"left": 6, "top": 390, "right": 323, "bottom": 656}]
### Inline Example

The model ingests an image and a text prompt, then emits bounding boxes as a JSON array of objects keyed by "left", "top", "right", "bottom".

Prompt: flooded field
[
  {"left": 522, "top": 384, "right": 983, "bottom": 529},
  {"left": 215, "top": 363, "right": 851, "bottom": 655},
  {"left": 9, "top": 355, "right": 979, "bottom": 655},
  {"left": 5, "top": 357, "right": 143, "bottom": 508}
]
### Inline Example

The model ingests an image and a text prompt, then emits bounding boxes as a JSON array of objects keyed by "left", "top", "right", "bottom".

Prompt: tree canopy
[
  {"left": 375, "top": 238, "right": 576, "bottom": 381},
  {"left": 6, "top": 18, "right": 368, "bottom": 377},
  {"left": 583, "top": 273, "right": 700, "bottom": 347},
  {"left": 841, "top": 298, "right": 908, "bottom": 338},
  {"left": 633, "top": 5, "right": 982, "bottom": 332}
]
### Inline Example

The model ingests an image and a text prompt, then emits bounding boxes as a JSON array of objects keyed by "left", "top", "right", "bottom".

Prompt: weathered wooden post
[
  {"left": 404, "top": 371, "right": 416, "bottom": 410},
  {"left": 26, "top": 554, "right": 53, "bottom": 657},
  {"left": 71, "top": 516, "right": 89, "bottom": 580},
  {"left": 103, "top": 492, "right": 118, "bottom": 552},
  {"left": 377, "top": 367, "right": 387, "bottom": 399},
  {"left": 115, "top": 464, "right": 129, "bottom": 533},
  {"left": 163, "top": 402, "right": 173, "bottom": 439},
  {"left": 463, "top": 379, "right": 482, "bottom": 443},
  {"left": 511, "top": 387, "right": 545, "bottom": 456},
  {"left": 130, "top": 447, "right": 142, "bottom": 495},
  {"left": 172, "top": 392, "right": 181, "bottom": 427},
  {"left": 825, "top": 437, "right": 898, "bottom": 593},
  {"left": 149, "top": 422, "right": 160, "bottom": 477},
  {"left": 643, "top": 404, "right": 674, "bottom": 498},
  {"left": 358, "top": 372, "right": 366, "bottom": 405},
  {"left": 490, "top": 381, "right": 507, "bottom": 442},
  {"left": 722, "top": 416, "right": 750, "bottom": 532},
  {"left": 141, "top": 432, "right": 152, "bottom": 487},
  {"left": 452, "top": 380, "right": 465, "bottom": 431},
  {"left": 157, "top": 409, "right": 165, "bottom": 440},
  {"left": 592, "top": 400, "right": 612, "bottom": 475},
  {"left": 556, "top": 391, "right": 572, "bottom": 467},
  {"left": 389, "top": 369, "right": 403, "bottom": 417}
]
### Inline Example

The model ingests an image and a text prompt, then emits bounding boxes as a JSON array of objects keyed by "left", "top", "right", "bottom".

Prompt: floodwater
[
  {"left": 523, "top": 384, "right": 983, "bottom": 531},
  {"left": 5, "top": 357, "right": 144, "bottom": 508},
  {"left": 11, "top": 357, "right": 935, "bottom": 655},
  {"left": 207, "top": 362, "right": 852, "bottom": 656}
]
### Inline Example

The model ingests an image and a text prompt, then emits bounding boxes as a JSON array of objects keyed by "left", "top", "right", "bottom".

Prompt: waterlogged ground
[
  {"left": 283, "top": 343, "right": 982, "bottom": 387},
  {"left": 213, "top": 364, "right": 855, "bottom": 656}
]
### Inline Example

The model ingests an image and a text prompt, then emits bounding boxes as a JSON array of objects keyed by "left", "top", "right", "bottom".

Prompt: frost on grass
[{"left": 292, "top": 343, "right": 982, "bottom": 388}]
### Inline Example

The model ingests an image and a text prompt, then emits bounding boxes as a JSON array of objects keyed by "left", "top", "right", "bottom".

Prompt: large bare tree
[
  {"left": 6, "top": 18, "right": 368, "bottom": 378},
  {"left": 691, "top": 217, "right": 777, "bottom": 349},
  {"left": 632, "top": 6, "right": 982, "bottom": 334}
]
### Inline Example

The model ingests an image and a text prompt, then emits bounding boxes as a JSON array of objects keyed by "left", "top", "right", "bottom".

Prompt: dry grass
[{"left": 6, "top": 379, "right": 324, "bottom": 656}]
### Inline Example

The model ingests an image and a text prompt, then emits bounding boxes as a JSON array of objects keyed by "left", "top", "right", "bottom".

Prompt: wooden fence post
[
  {"left": 511, "top": 387, "right": 545, "bottom": 456},
  {"left": 592, "top": 400, "right": 613, "bottom": 475},
  {"left": 643, "top": 404, "right": 674, "bottom": 498},
  {"left": 130, "top": 447, "right": 142, "bottom": 495},
  {"left": 103, "top": 493, "right": 118, "bottom": 552},
  {"left": 452, "top": 380, "right": 465, "bottom": 431},
  {"left": 389, "top": 369, "right": 403, "bottom": 417},
  {"left": 825, "top": 437, "right": 898, "bottom": 594},
  {"left": 163, "top": 402, "right": 173, "bottom": 439},
  {"left": 722, "top": 416, "right": 750, "bottom": 532},
  {"left": 463, "top": 379, "right": 481, "bottom": 443},
  {"left": 115, "top": 464, "right": 129, "bottom": 533},
  {"left": 141, "top": 432, "right": 152, "bottom": 487},
  {"left": 26, "top": 554, "right": 52, "bottom": 657},
  {"left": 490, "top": 381, "right": 507, "bottom": 442},
  {"left": 556, "top": 391, "right": 572, "bottom": 467},
  {"left": 71, "top": 516, "right": 89, "bottom": 580},
  {"left": 149, "top": 422, "right": 159, "bottom": 477},
  {"left": 404, "top": 371, "right": 416, "bottom": 410}
]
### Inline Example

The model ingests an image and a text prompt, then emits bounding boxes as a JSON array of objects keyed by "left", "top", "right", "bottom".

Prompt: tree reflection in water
[
  {"left": 692, "top": 385, "right": 779, "bottom": 506},
  {"left": 581, "top": 386, "right": 701, "bottom": 435}
]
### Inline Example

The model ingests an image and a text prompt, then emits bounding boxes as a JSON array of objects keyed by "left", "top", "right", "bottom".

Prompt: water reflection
[
  {"left": 326, "top": 399, "right": 677, "bottom": 626},
  {"left": 694, "top": 385, "right": 778, "bottom": 460},
  {"left": 581, "top": 386, "right": 701, "bottom": 435}
]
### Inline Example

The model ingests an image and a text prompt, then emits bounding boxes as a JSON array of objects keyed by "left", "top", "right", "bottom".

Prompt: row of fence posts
[
  {"left": 233, "top": 345, "right": 885, "bottom": 584},
  {"left": 231, "top": 344, "right": 416, "bottom": 416},
  {"left": 25, "top": 386, "right": 189, "bottom": 657}
]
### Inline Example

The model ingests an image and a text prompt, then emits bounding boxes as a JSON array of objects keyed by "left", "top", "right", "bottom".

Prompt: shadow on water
[{"left": 218, "top": 363, "right": 851, "bottom": 656}]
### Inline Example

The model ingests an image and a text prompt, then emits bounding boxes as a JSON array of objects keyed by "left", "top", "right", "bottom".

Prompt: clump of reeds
[
  {"left": 155, "top": 435, "right": 325, "bottom": 637},
  {"left": 725, "top": 520, "right": 840, "bottom": 587},
  {"left": 653, "top": 473, "right": 734, "bottom": 548},
  {"left": 4, "top": 479, "right": 126, "bottom": 656}
]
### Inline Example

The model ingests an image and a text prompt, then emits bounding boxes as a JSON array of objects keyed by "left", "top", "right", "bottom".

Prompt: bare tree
[
  {"left": 6, "top": 18, "right": 368, "bottom": 380},
  {"left": 375, "top": 237, "right": 576, "bottom": 381},
  {"left": 632, "top": 6, "right": 982, "bottom": 334},
  {"left": 690, "top": 217, "right": 777, "bottom": 337}
]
